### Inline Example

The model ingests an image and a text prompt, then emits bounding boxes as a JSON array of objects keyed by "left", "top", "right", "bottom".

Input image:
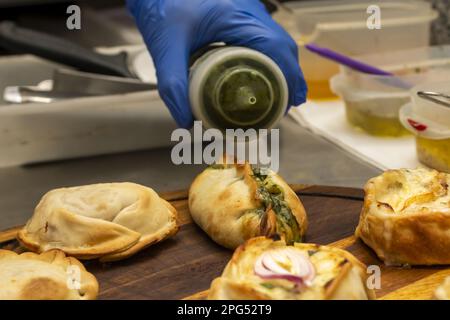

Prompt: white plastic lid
[
  {"left": 354, "top": 45, "right": 450, "bottom": 70},
  {"left": 399, "top": 81, "right": 450, "bottom": 139}
]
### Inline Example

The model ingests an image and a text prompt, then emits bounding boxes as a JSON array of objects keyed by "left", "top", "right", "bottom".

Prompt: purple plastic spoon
[
  {"left": 304, "top": 43, "right": 411, "bottom": 89},
  {"left": 305, "top": 43, "right": 393, "bottom": 76}
]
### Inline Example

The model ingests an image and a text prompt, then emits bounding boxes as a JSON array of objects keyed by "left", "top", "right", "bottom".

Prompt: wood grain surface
[{"left": 1, "top": 185, "right": 448, "bottom": 300}]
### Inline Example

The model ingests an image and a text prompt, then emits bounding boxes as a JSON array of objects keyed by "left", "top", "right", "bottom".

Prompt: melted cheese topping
[{"left": 372, "top": 168, "right": 450, "bottom": 214}]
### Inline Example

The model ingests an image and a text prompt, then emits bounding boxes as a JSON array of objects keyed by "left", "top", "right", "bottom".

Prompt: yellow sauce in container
[
  {"left": 345, "top": 101, "right": 410, "bottom": 137},
  {"left": 306, "top": 80, "right": 337, "bottom": 100},
  {"left": 416, "top": 137, "right": 450, "bottom": 173},
  {"left": 330, "top": 73, "right": 413, "bottom": 137},
  {"left": 400, "top": 83, "right": 450, "bottom": 174}
]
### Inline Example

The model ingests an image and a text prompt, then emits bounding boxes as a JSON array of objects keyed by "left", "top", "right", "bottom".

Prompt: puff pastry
[
  {"left": 18, "top": 182, "right": 178, "bottom": 262},
  {"left": 434, "top": 276, "right": 450, "bottom": 300},
  {"left": 355, "top": 168, "right": 450, "bottom": 266},
  {"left": 0, "top": 249, "right": 98, "bottom": 300},
  {"left": 189, "top": 162, "right": 307, "bottom": 249},
  {"left": 208, "top": 237, "right": 375, "bottom": 300}
]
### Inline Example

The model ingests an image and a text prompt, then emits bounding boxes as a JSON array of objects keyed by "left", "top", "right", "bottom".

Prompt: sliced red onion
[{"left": 254, "top": 248, "right": 316, "bottom": 287}]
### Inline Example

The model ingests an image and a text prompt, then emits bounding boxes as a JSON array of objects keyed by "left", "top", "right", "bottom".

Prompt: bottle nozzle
[
  {"left": 214, "top": 67, "right": 274, "bottom": 126},
  {"left": 234, "top": 86, "right": 258, "bottom": 110}
]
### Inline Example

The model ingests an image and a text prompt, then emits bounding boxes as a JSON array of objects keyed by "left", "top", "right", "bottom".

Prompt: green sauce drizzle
[{"left": 251, "top": 166, "right": 302, "bottom": 244}]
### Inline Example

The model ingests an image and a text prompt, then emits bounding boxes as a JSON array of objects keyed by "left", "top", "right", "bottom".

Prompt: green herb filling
[{"left": 251, "top": 166, "right": 302, "bottom": 244}]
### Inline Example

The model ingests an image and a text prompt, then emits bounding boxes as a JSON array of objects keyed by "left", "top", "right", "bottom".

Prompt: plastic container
[
  {"left": 273, "top": 0, "right": 437, "bottom": 99},
  {"left": 330, "top": 46, "right": 450, "bottom": 137},
  {"left": 331, "top": 74, "right": 410, "bottom": 136},
  {"left": 400, "top": 82, "right": 450, "bottom": 173},
  {"left": 189, "top": 46, "right": 288, "bottom": 131}
]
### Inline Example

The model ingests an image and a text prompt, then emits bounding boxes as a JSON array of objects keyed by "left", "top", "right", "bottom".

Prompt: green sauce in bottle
[{"left": 189, "top": 46, "right": 288, "bottom": 131}]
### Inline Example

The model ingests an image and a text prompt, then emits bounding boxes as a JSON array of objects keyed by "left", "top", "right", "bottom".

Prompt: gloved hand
[{"left": 127, "top": 0, "right": 307, "bottom": 129}]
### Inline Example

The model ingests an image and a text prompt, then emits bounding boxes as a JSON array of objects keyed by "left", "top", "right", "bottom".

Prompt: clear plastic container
[
  {"left": 330, "top": 46, "right": 450, "bottom": 137},
  {"left": 273, "top": 0, "right": 437, "bottom": 99},
  {"left": 400, "top": 81, "right": 450, "bottom": 173},
  {"left": 331, "top": 74, "right": 410, "bottom": 136}
]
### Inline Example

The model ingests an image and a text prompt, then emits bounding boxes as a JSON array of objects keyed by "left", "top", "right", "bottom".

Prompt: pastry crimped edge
[
  {"left": 208, "top": 237, "right": 376, "bottom": 300},
  {"left": 100, "top": 199, "right": 179, "bottom": 262},
  {"left": 189, "top": 162, "right": 308, "bottom": 249},
  {"left": 17, "top": 184, "right": 179, "bottom": 262},
  {"left": 0, "top": 249, "right": 98, "bottom": 300},
  {"left": 355, "top": 169, "right": 450, "bottom": 266}
]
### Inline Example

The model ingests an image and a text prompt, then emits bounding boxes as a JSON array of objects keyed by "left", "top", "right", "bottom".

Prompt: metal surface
[
  {"left": 4, "top": 86, "right": 80, "bottom": 103},
  {"left": 417, "top": 90, "right": 450, "bottom": 108},
  {"left": 52, "top": 69, "right": 156, "bottom": 94},
  {"left": 0, "top": 116, "right": 381, "bottom": 230},
  {"left": 4, "top": 69, "right": 156, "bottom": 104}
]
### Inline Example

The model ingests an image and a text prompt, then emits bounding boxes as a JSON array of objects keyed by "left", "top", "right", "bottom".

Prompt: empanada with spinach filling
[{"left": 189, "top": 162, "right": 307, "bottom": 249}]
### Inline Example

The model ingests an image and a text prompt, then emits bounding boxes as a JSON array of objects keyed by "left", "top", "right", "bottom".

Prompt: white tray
[{"left": 289, "top": 99, "right": 422, "bottom": 170}]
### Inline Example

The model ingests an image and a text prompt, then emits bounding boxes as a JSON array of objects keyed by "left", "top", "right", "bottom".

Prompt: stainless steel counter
[{"left": 0, "top": 116, "right": 380, "bottom": 230}]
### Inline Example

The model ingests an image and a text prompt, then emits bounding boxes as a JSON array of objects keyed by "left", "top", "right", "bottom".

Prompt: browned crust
[
  {"left": 323, "top": 260, "right": 352, "bottom": 299},
  {"left": 210, "top": 237, "right": 375, "bottom": 300},
  {"left": 355, "top": 175, "right": 450, "bottom": 266},
  {"left": 356, "top": 210, "right": 450, "bottom": 265},
  {"left": 0, "top": 249, "right": 98, "bottom": 300},
  {"left": 189, "top": 160, "right": 308, "bottom": 249},
  {"left": 209, "top": 278, "right": 271, "bottom": 300},
  {"left": 434, "top": 276, "right": 450, "bottom": 300},
  {"left": 17, "top": 227, "right": 139, "bottom": 260},
  {"left": 323, "top": 247, "right": 376, "bottom": 300}
]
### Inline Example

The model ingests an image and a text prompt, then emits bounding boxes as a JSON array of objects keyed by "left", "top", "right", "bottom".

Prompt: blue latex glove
[{"left": 127, "top": 0, "right": 307, "bottom": 129}]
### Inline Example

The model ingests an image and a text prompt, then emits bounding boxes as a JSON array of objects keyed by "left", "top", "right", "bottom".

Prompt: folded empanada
[
  {"left": 18, "top": 182, "right": 178, "bottom": 262},
  {"left": 355, "top": 168, "right": 450, "bottom": 266},
  {"left": 189, "top": 162, "right": 307, "bottom": 249},
  {"left": 208, "top": 237, "right": 375, "bottom": 300},
  {"left": 0, "top": 249, "right": 98, "bottom": 300}
]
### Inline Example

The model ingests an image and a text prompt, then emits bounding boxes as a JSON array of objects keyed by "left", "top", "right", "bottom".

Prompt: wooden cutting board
[{"left": 1, "top": 185, "right": 448, "bottom": 300}]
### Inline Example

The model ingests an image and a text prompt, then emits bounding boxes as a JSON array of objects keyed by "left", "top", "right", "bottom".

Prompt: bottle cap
[{"left": 189, "top": 46, "right": 288, "bottom": 130}]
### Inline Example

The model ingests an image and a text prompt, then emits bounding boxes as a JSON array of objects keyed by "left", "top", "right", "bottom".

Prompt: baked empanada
[
  {"left": 18, "top": 182, "right": 178, "bottom": 262},
  {"left": 208, "top": 237, "right": 375, "bottom": 300},
  {"left": 0, "top": 249, "right": 98, "bottom": 300},
  {"left": 355, "top": 168, "right": 450, "bottom": 266},
  {"left": 434, "top": 276, "right": 450, "bottom": 300},
  {"left": 189, "top": 162, "right": 307, "bottom": 249}
]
